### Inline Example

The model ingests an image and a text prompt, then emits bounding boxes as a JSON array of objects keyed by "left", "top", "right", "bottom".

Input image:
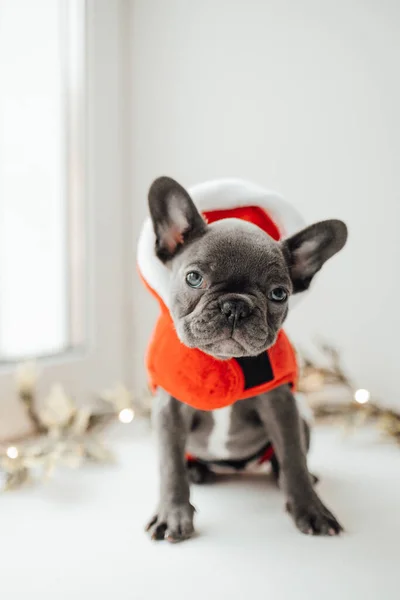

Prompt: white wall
[{"left": 130, "top": 0, "right": 400, "bottom": 407}]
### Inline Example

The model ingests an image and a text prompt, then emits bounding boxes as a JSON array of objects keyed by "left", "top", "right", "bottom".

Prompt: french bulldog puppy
[{"left": 145, "top": 177, "right": 347, "bottom": 542}]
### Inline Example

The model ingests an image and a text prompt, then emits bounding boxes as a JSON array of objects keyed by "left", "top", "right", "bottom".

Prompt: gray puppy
[{"left": 144, "top": 176, "right": 348, "bottom": 542}]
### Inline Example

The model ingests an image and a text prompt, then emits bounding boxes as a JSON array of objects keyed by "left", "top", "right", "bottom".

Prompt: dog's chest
[{"left": 186, "top": 399, "right": 267, "bottom": 462}]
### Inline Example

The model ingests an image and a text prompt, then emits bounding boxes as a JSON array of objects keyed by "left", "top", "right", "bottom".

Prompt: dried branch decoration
[
  {"left": 2, "top": 342, "right": 399, "bottom": 492},
  {"left": 0, "top": 363, "right": 151, "bottom": 491},
  {"left": 298, "top": 343, "right": 400, "bottom": 445}
]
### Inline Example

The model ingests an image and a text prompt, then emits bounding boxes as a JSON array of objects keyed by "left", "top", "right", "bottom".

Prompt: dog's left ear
[{"left": 281, "top": 219, "right": 348, "bottom": 293}]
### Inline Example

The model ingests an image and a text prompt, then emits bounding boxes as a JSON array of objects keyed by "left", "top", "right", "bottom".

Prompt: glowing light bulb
[
  {"left": 118, "top": 408, "right": 135, "bottom": 424},
  {"left": 354, "top": 388, "right": 370, "bottom": 404},
  {"left": 6, "top": 446, "right": 19, "bottom": 459}
]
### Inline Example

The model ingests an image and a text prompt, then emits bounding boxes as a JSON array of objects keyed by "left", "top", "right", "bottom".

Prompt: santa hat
[{"left": 138, "top": 178, "right": 307, "bottom": 309}]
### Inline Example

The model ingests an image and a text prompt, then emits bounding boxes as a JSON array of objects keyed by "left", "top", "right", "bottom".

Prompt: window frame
[{"left": 0, "top": 0, "right": 132, "bottom": 442}]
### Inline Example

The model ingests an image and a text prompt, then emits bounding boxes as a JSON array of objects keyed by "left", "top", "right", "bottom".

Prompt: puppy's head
[{"left": 148, "top": 177, "right": 347, "bottom": 359}]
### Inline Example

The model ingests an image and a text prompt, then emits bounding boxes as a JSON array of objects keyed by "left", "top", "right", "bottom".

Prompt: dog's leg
[
  {"left": 256, "top": 385, "right": 342, "bottom": 536},
  {"left": 302, "top": 419, "right": 319, "bottom": 485},
  {"left": 146, "top": 389, "right": 195, "bottom": 543},
  {"left": 270, "top": 419, "right": 319, "bottom": 485}
]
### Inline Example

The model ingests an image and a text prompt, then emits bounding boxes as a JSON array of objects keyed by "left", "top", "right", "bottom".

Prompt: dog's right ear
[{"left": 148, "top": 176, "right": 207, "bottom": 262}]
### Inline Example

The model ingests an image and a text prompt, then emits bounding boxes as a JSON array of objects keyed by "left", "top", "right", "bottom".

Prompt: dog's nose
[{"left": 220, "top": 298, "right": 252, "bottom": 324}]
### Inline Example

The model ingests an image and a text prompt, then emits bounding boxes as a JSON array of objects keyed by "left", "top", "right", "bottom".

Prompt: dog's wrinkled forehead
[{"left": 174, "top": 218, "right": 289, "bottom": 285}]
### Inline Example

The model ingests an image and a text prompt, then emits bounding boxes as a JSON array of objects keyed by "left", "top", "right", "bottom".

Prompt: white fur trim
[
  {"left": 137, "top": 179, "right": 307, "bottom": 309},
  {"left": 189, "top": 179, "right": 305, "bottom": 238}
]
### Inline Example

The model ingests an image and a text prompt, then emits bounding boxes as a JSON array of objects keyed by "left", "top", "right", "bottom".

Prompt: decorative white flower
[
  {"left": 71, "top": 408, "right": 91, "bottom": 435},
  {"left": 39, "top": 384, "right": 76, "bottom": 428},
  {"left": 15, "top": 361, "right": 39, "bottom": 395},
  {"left": 300, "top": 371, "right": 324, "bottom": 393},
  {"left": 84, "top": 439, "right": 115, "bottom": 463}
]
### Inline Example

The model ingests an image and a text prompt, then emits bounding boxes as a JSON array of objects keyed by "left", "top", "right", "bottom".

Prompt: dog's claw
[
  {"left": 145, "top": 503, "right": 195, "bottom": 543},
  {"left": 150, "top": 523, "right": 167, "bottom": 541},
  {"left": 145, "top": 515, "right": 157, "bottom": 532}
]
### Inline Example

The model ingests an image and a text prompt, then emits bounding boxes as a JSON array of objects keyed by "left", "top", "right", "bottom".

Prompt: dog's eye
[
  {"left": 268, "top": 287, "right": 288, "bottom": 302},
  {"left": 186, "top": 271, "right": 204, "bottom": 288}
]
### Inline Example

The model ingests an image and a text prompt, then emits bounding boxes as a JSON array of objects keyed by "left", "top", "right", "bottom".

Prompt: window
[
  {"left": 0, "top": 0, "right": 85, "bottom": 360},
  {"left": 0, "top": 0, "right": 129, "bottom": 441}
]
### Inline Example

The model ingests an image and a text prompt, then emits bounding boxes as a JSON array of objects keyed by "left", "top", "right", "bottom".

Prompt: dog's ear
[
  {"left": 148, "top": 176, "right": 207, "bottom": 262},
  {"left": 281, "top": 220, "right": 348, "bottom": 293}
]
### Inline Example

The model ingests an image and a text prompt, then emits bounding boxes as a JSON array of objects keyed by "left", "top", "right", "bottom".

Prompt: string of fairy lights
[
  {"left": 0, "top": 350, "right": 398, "bottom": 491},
  {"left": 354, "top": 388, "right": 370, "bottom": 405},
  {"left": 2, "top": 387, "right": 371, "bottom": 462}
]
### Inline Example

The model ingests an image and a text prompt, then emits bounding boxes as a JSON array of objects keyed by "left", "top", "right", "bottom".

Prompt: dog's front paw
[
  {"left": 287, "top": 495, "right": 343, "bottom": 536},
  {"left": 145, "top": 502, "right": 195, "bottom": 543}
]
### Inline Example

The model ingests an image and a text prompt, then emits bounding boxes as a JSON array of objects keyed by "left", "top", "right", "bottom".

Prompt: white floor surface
[{"left": 1, "top": 422, "right": 399, "bottom": 600}]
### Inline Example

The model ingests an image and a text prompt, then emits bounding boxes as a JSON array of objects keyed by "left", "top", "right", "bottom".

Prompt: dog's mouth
[
  {"left": 185, "top": 328, "right": 274, "bottom": 359},
  {"left": 175, "top": 303, "right": 275, "bottom": 359}
]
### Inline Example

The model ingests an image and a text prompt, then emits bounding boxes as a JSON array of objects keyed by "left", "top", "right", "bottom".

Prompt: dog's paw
[
  {"left": 145, "top": 502, "right": 195, "bottom": 543},
  {"left": 187, "top": 460, "right": 216, "bottom": 484},
  {"left": 286, "top": 496, "right": 343, "bottom": 536}
]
